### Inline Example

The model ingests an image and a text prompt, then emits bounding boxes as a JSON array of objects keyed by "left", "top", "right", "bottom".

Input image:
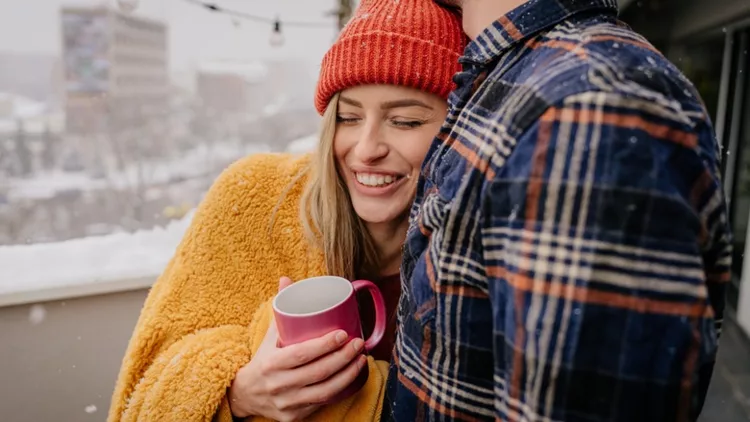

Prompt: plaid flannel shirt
[{"left": 384, "top": 0, "right": 732, "bottom": 421}]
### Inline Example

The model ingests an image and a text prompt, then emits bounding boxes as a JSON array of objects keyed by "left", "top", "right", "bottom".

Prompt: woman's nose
[{"left": 353, "top": 124, "right": 388, "bottom": 162}]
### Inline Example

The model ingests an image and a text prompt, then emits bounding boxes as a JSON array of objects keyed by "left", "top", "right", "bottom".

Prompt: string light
[
  {"left": 182, "top": 0, "right": 332, "bottom": 47},
  {"left": 182, "top": 0, "right": 332, "bottom": 27},
  {"left": 269, "top": 17, "right": 285, "bottom": 48}
]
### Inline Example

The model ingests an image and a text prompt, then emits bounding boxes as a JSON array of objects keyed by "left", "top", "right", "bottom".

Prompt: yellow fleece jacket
[{"left": 107, "top": 153, "right": 388, "bottom": 422}]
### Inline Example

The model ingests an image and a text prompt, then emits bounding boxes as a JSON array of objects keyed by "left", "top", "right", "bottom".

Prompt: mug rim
[{"left": 272, "top": 275, "right": 354, "bottom": 317}]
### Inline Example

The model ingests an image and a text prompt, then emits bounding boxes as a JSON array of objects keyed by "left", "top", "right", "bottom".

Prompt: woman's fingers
[
  {"left": 285, "top": 337, "right": 366, "bottom": 387},
  {"left": 278, "top": 276, "right": 294, "bottom": 292},
  {"left": 293, "top": 354, "right": 368, "bottom": 406},
  {"left": 273, "top": 330, "right": 361, "bottom": 370}
]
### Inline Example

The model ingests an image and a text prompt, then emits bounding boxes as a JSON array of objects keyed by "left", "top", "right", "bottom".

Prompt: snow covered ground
[
  {"left": 286, "top": 134, "right": 318, "bottom": 154},
  {"left": 0, "top": 134, "right": 317, "bottom": 305},
  {"left": 0, "top": 212, "right": 193, "bottom": 300},
  {"left": 7, "top": 141, "right": 272, "bottom": 201}
]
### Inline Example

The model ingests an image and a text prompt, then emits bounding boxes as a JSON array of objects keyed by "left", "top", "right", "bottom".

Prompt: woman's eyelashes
[
  {"left": 336, "top": 115, "right": 359, "bottom": 125},
  {"left": 391, "top": 119, "right": 425, "bottom": 128},
  {"left": 335, "top": 115, "right": 426, "bottom": 129}
]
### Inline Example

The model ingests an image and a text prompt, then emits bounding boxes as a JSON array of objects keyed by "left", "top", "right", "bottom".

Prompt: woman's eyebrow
[
  {"left": 381, "top": 99, "right": 433, "bottom": 110},
  {"left": 339, "top": 96, "right": 362, "bottom": 107}
]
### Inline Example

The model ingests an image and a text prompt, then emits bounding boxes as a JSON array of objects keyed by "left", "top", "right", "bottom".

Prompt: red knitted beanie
[{"left": 314, "top": 0, "right": 466, "bottom": 114}]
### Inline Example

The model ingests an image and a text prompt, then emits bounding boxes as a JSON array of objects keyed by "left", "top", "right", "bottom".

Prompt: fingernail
[
  {"left": 358, "top": 355, "right": 367, "bottom": 369},
  {"left": 335, "top": 331, "right": 348, "bottom": 344},
  {"left": 351, "top": 338, "right": 365, "bottom": 352}
]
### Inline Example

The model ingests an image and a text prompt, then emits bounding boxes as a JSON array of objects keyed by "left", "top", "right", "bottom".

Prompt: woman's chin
[
  {"left": 356, "top": 212, "right": 397, "bottom": 225},
  {"left": 353, "top": 204, "right": 404, "bottom": 226}
]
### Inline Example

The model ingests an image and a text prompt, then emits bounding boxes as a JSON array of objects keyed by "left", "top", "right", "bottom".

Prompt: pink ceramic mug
[{"left": 272, "top": 275, "right": 386, "bottom": 402}]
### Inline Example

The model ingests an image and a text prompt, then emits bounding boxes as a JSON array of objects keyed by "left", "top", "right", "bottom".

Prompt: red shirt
[{"left": 356, "top": 273, "right": 401, "bottom": 362}]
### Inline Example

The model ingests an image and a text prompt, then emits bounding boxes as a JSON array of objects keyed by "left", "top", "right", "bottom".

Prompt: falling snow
[
  {"left": 28, "top": 304, "right": 46, "bottom": 325},
  {"left": 509, "top": 205, "right": 519, "bottom": 220}
]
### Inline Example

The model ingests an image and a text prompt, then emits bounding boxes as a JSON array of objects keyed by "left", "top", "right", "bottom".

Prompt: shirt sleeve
[{"left": 480, "top": 91, "right": 731, "bottom": 422}]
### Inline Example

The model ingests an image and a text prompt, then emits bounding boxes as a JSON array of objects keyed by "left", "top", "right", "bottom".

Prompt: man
[{"left": 385, "top": 0, "right": 731, "bottom": 421}]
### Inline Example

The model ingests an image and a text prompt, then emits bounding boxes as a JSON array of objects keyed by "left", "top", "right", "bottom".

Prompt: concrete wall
[{"left": 0, "top": 288, "right": 148, "bottom": 422}]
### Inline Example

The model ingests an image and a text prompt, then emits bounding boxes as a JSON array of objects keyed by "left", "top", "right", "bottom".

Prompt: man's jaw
[{"left": 462, "top": 0, "right": 528, "bottom": 40}]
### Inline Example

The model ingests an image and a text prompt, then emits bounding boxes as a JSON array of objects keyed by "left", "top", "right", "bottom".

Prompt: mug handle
[{"left": 351, "top": 279, "right": 386, "bottom": 353}]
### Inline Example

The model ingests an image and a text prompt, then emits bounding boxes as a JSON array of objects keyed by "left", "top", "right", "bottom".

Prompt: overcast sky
[{"left": 0, "top": 0, "right": 340, "bottom": 72}]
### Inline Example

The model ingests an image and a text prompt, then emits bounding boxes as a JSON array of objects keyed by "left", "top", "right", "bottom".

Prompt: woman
[{"left": 107, "top": 1, "right": 466, "bottom": 421}]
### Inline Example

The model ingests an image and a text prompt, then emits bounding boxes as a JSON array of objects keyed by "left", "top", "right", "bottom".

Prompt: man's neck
[
  {"left": 366, "top": 218, "right": 408, "bottom": 277},
  {"left": 463, "top": 0, "right": 527, "bottom": 40}
]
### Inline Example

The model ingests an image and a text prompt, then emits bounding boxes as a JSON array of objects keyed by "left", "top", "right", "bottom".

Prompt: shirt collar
[{"left": 461, "top": 0, "right": 619, "bottom": 65}]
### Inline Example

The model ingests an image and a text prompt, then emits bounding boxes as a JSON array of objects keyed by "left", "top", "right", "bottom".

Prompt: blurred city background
[
  {"left": 0, "top": 0, "right": 749, "bottom": 421},
  {"left": 0, "top": 0, "right": 333, "bottom": 246}
]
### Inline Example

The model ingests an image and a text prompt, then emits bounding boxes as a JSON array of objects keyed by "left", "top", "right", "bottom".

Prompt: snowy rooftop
[
  {"left": 286, "top": 134, "right": 318, "bottom": 154},
  {"left": 0, "top": 92, "right": 63, "bottom": 134},
  {"left": 0, "top": 92, "right": 48, "bottom": 119},
  {"left": 0, "top": 134, "right": 316, "bottom": 307}
]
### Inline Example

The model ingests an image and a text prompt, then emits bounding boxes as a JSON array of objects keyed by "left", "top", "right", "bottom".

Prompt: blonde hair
[{"left": 299, "top": 93, "right": 380, "bottom": 280}]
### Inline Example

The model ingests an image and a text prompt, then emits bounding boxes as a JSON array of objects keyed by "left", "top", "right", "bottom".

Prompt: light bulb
[
  {"left": 269, "top": 19, "right": 284, "bottom": 47},
  {"left": 116, "top": 0, "right": 138, "bottom": 13}
]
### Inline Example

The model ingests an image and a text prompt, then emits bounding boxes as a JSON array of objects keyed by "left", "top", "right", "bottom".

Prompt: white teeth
[{"left": 355, "top": 172, "right": 399, "bottom": 187}]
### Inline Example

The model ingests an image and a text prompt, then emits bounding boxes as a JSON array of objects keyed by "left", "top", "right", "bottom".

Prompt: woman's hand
[{"left": 229, "top": 277, "right": 368, "bottom": 422}]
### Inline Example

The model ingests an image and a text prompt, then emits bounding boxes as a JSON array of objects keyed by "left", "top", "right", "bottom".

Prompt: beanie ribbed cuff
[{"left": 315, "top": 31, "right": 461, "bottom": 114}]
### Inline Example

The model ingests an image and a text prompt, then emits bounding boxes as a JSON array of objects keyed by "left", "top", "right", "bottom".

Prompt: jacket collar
[{"left": 461, "top": 0, "right": 619, "bottom": 65}]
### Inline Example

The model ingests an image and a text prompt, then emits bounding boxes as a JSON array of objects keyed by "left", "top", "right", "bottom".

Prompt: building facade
[
  {"left": 196, "top": 61, "right": 268, "bottom": 116},
  {"left": 60, "top": 6, "right": 168, "bottom": 163}
]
